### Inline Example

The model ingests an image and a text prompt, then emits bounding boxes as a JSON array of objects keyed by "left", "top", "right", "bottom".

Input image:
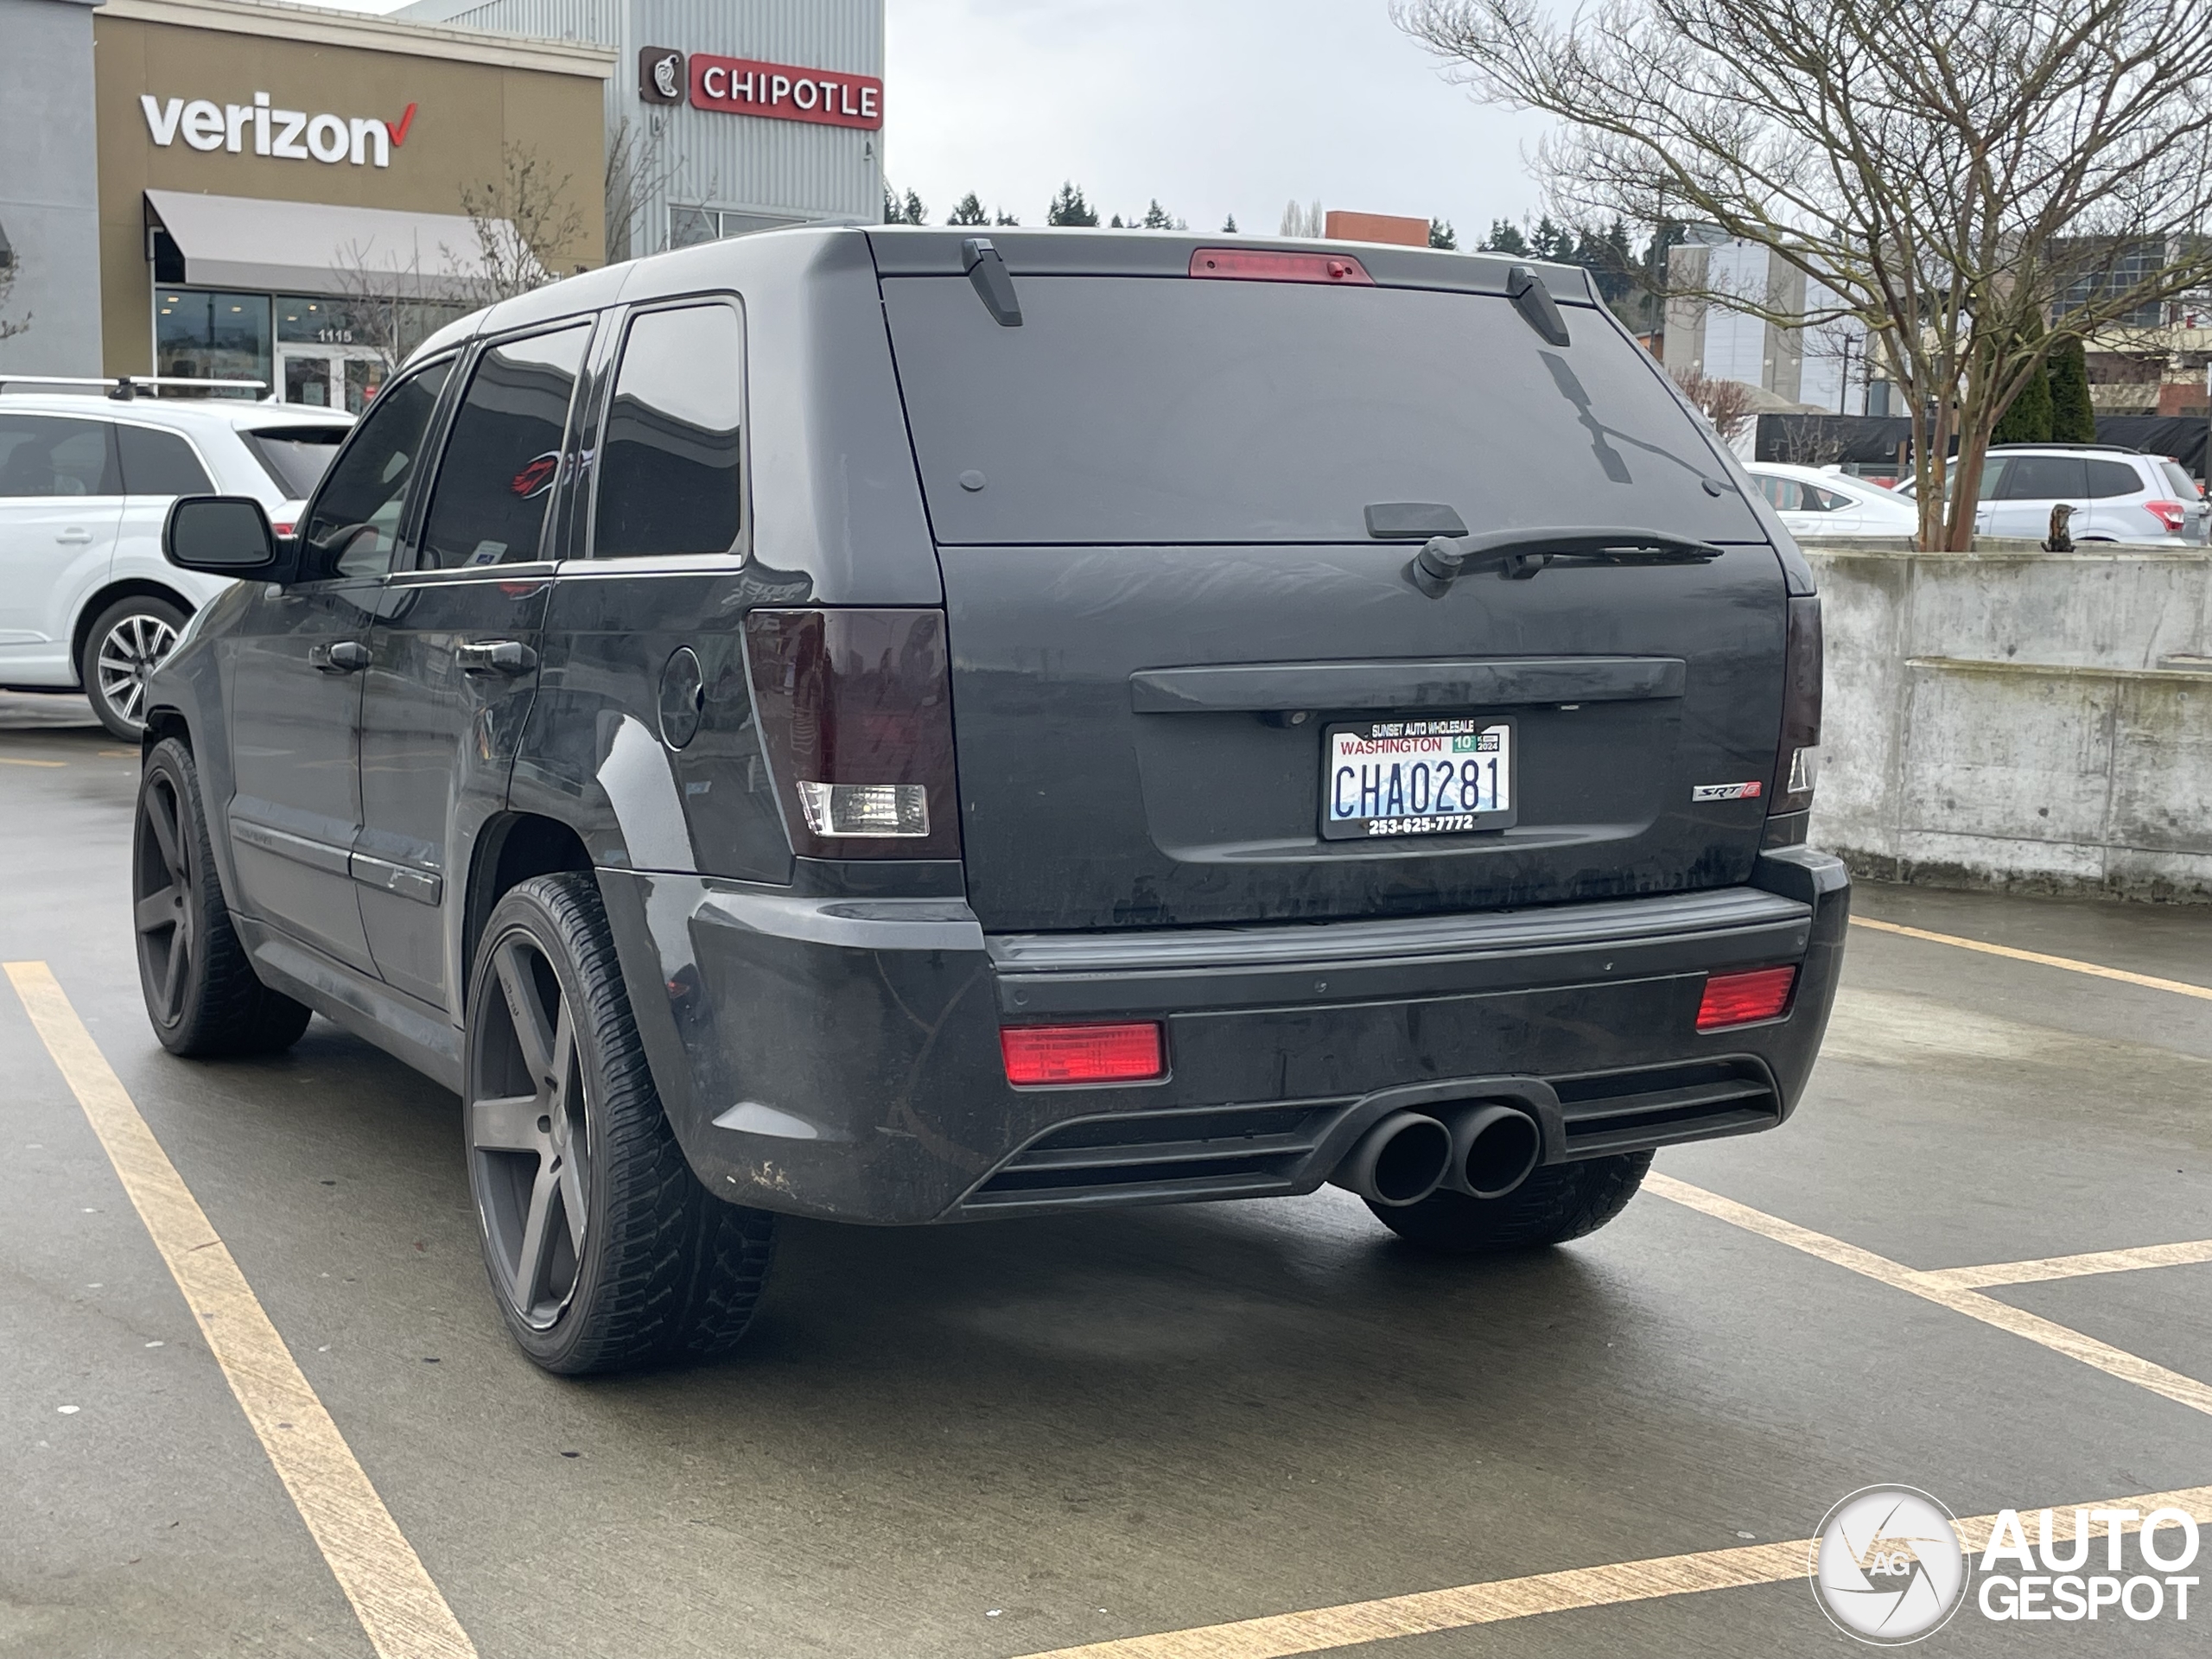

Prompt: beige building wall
[{"left": 94, "top": 0, "right": 610, "bottom": 376}]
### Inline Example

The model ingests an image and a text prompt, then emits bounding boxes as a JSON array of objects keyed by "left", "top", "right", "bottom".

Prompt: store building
[
  {"left": 394, "top": 0, "right": 885, "bottom": 261},
  {"left": 90, "top": 0, "right": 613, "bottom": 410}
]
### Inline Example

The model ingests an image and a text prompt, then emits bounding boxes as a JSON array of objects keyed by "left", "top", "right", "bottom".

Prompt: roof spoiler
[{"left": 0, "top": 373, "right": 269, "bottom": 402}]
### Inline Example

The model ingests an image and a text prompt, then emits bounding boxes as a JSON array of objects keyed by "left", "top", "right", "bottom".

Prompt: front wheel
[
  {"left": 1366, "top": 1151, "right": 1652, "bottom": 1255},
  {"left": 464, "top": 874, "right": 777, "bottom": 1375},
  {"left": 85, "top": 595, "right": 187, "bottom": 741}
]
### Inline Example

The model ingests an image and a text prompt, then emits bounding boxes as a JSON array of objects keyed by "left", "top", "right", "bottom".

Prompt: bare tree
[
  {"left": 1396, "top": 0, "right": 2212, "bottom": 549},
  {"left": 328, "top": 238, "right": 425, "bottom": 376},
  {"left": 0, "top": 239, "right": 29, "bottom": 344},
  {"left": 604, "top": 116, "right": 678, "bottom": 264},
  {"left": 1671, "top": 367, "right": 1759, "bottom": 443},
  {"left": 1280, "top": 200, "right": 1325, "bottom": 238},
  {"left": 446, "top": 144, "right": 588, "bottom": 306}
]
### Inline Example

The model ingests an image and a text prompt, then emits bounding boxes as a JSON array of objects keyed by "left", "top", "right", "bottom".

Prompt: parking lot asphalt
[{"left": 4, "top": 686, "right": 2210, "bottom": 1659}]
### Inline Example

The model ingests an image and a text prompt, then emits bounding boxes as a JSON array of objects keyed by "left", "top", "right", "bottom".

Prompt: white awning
[{"left": 144, "top": 189, "right": 516, "bottom": 301}]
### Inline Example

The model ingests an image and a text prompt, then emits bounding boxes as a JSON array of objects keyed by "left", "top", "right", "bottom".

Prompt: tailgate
[{"left": 879, "top": 262, "right": 1784, "bottom": 932}]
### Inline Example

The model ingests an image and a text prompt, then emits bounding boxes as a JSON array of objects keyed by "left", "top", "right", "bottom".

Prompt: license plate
[{"left": 1320, "top": 718, "right": 1516, "bottom": 840}]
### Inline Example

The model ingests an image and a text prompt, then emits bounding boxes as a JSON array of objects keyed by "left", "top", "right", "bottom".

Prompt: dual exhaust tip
[{"left": 1330, "top": 1103, "right": 1544, "bottom": 1208}]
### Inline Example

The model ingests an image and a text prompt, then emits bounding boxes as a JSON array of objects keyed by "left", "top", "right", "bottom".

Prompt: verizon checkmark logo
[{"left": 141, "top": 90, "right": 420, "bottom": 168}]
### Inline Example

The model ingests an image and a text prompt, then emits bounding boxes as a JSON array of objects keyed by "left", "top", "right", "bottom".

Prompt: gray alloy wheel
[
  {"left": 133, "top": 736, "right": 313, "bottom": 1057},
  {"left": 468, "top": 929, "right": 594, "bottom": 1332},
  {"left": 463, "top": 874, "right": 778, "bottom": 1374},
  {"left": 85, "top": 595, "right": 187, "bottom": 741}
]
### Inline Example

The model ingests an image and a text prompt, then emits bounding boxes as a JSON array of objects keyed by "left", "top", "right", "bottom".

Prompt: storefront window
[
  {"left": 155, "top": 290, "right": 271, "bottom": 398},
  {"left": 271, "top": 294, "right": 467, "bottom": 413}
]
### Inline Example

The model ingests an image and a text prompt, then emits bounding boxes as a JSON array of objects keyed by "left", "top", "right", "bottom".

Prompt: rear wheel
[
  {"left": 84, "top": 595, "right": 187, "bottom": 741},
  {"left": 134, "top": 737, "right": 313, "bottom": 1057},
  {"left": 465, "top": 874, "right": 777, "bottom": 1375},
  {"left": 1366, "top": 1151, "right": 1652, "bottom": 1255}
]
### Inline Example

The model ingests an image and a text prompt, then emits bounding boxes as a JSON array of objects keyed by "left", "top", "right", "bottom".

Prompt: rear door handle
[
  {"left": 311, "top": 640, "right": 372, "bottom": 674},
  {"left": 455, "top": 639, "right": 537, "bottom": 676},
  {"left": 55, "top": 527, "right": 92, "bottom": 545}
]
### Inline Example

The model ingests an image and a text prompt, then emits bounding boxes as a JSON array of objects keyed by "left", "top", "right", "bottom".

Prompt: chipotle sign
[{"left": 642, "top": 48, "right": 881, "bottom": 130}]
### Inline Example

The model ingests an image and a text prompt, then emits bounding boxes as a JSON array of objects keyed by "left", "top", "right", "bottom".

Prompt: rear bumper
[{"left": 598, "top": 845, "right": 1849, "bottom": 1224}]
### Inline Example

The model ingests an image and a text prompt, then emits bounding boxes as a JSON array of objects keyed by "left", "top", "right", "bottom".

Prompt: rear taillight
[
  {"left": 2146, "top": 499, "right": 2186, "bottom": 533},
  {"left": 1188, "top": 247, "right": 1374, "bottom": 285},
  {"left": 270, "top": 522, "right": 294, "bottom": 536},
  {"left": 741, "top": 608, "right": 961, "bottom": 860},
  {"left": 1771, "top": 594, "right": 1823, "bottom": 817},
  {"left": 1696, "top": 965, "right": 1797, "bottom": 1031},
  {"left": 1001, "top": 1022, "right": 1166, "bottom": 1086}
]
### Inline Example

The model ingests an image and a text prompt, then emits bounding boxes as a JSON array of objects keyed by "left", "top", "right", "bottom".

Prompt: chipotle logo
[{"left": 637, "top": 46, "right": 882, "bottom": 130}]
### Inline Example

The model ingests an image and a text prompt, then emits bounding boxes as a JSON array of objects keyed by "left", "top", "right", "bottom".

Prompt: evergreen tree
[
  {"left": 1141, "top": 199, "right": 1175, "bottom": 230},
  {"left": 1991, "top": 321, "right": 2054, "bottom": 445},
  {"left": 947, "top": 193, "right": 989, "bottom": 226},
  {"left": 1478, "top": 219, "right": 1529, "bottom": 257},
  {"left": 901, "top": 189, "right": 927, "bottom": 226},
  {"left": 1109, "top": 213, "right": 1125, "bottom": 228},
  {"left": 882, "top": 186, "right": 900, "bottom": 225},
  {"left": 1428, "top": 219, "right": 1458, "bottom": 250},
  {"left": 1222, "top": 213, "right": 1238, "bottom": 233},
  {"left": 2048, "top": 335, "right": 2096, "bottom": 442},
  {"left": 1046, "top": 183, "right": 1099, "bottom": 227},
  {"left": 994, "top": 209, "right": 1020, "bottom": 226}
]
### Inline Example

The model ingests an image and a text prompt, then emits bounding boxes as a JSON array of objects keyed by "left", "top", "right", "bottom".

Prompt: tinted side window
[
  {"left": 1756, "top": 475, "right": 1800, "bottom": 512},
  {"left": 1999, "top": 455, "right": 2088, "bottom": 499},
  {"left": 2084, "top": 457, "right": 2143, "bottom": 499},
  {"left": 594, "top": 304, "right": 743, "bottom": 558},
  {"left": 1975, "top": 459, "right": 2008, "bottom": 499},
  {"left": 419, "top": 325, "right": 590, "bottom": 569},
  {"left": 116, "top": 425, "right": 215, "bottom": 496},
  {"left": 302, "top": 359, "right": 454, "bottom": 578},
  {"left": 0, "top": 415, "right": 119, "bottom": 497}
]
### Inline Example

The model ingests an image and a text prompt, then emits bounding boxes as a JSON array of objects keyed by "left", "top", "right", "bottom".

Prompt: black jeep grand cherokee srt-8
[{"left": 137, "top": 227, "right": 1845, "bottom": 1373}]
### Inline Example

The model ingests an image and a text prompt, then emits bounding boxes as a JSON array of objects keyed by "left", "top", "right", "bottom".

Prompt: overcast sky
[
  {"left": 879, "top": 0, "right": 1555, "bottom": 238},
  {"left": 335, "top": 0, "right": 1557, "bottom": 239}
]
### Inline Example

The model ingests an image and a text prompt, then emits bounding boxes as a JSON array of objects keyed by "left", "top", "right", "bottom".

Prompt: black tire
[
  {"left": 1367, "top": 1151, "right": 1653, "bottom": 1255},
  {"left": 84, "top": 594, "right": 188, "bottom": 741},
  {"left": 134, "top": 736, "right": 314, "bottom": 1058},
  {"left": 463, "top": 873, "right": 777, "bottom": 1375}
]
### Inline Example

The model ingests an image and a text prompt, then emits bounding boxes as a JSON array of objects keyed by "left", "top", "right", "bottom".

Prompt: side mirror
[{"left": 164, "top": 495, "right": 283, "bottom": 575}]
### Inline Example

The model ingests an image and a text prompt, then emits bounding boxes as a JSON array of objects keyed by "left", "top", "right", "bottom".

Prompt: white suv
[
  {"left": 1900, "top": 443, "right": 2210, "bottom": 544},
  {"left": 0, "top": 393, "right": 353, "bottom": 736}
]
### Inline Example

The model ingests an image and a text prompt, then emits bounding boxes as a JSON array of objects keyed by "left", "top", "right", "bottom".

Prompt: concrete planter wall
[{"left": 1802, "top": 538, "right": 2212, "bottom": 900}]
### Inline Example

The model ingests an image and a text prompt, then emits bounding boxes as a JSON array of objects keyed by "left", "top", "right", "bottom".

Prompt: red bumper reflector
[
  {"left": 1001, "top": 1022, "right": 1165, "bottom": 1086},
  {"left": 1696, "top": 966, "right": 1798, "bottom": 1031},
  {"left": 1188, "top": 247, "right": 1374, "bottom": 285}
]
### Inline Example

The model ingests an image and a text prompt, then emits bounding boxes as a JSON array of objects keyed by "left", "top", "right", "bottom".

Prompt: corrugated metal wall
[{"left": 397, "top": 0, "right": 883, "bottom": 260}]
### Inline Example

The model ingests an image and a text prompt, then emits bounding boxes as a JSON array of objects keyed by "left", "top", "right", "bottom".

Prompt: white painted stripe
[
  {"left": 1850, "top": 915, "right": 2212, "bottom": 1001},
  {"left": 6, "top": 962, "right": 477, "bottom": 1659},
  {"left": 1648, "top": 1173, "right": 2212, "bottom": 1418},
  {"left": 1923, "top": 1236, "right": 2212, "bottom": 1290},
  {"left": 1014, "top": 1486, "right": 2212, "bottom": 1659}
]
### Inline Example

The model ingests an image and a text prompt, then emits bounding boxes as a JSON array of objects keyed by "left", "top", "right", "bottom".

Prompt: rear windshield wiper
[{"left": 1408, "top": 526, "right": 1723, "bottom": 596}]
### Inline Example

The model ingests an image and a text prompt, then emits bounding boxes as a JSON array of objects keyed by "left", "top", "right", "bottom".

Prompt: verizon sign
[
  {"left": 141, "top": 91, "right": 418, "bottom": 168},
  {"left": 639, "top": 48, "right": 882, "bottom": 130}
]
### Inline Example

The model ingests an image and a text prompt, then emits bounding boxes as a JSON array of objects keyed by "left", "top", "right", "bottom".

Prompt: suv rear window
[
  {"left": 239, "top": 425, "right": 346, "bottom": 499},
  {"left": 880, "top": 276, "right": 1762, "bottom": 546},
  {"left": 2161, "top": 459, "right": 2202, "bottom": 497}
]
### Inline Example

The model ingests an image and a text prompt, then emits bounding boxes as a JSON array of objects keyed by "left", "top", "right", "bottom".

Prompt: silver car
[{"left": 1902, "top": 443, "right": 2209, "bottom": 543}]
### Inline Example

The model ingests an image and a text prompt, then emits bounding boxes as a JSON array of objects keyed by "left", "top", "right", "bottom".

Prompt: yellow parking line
[
  {"left": 1014, "top": 1484, "right": 2212, "bottom": 1659},
  {"left": 4, "top": 963, "right": 477, "bottom": 1659},
  {"left": 1647, "top": 1174, "right": 2212, "bottom": 1418},
  {"left": 1850, "top": 915, "right": 2212, "bottom": 1001},
  {"left": 1923, "top": 1237, "right": 2212, "bottom": 1290},
  {"left": 0, "top": 755, "right": 67, "bottom": 767}
]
